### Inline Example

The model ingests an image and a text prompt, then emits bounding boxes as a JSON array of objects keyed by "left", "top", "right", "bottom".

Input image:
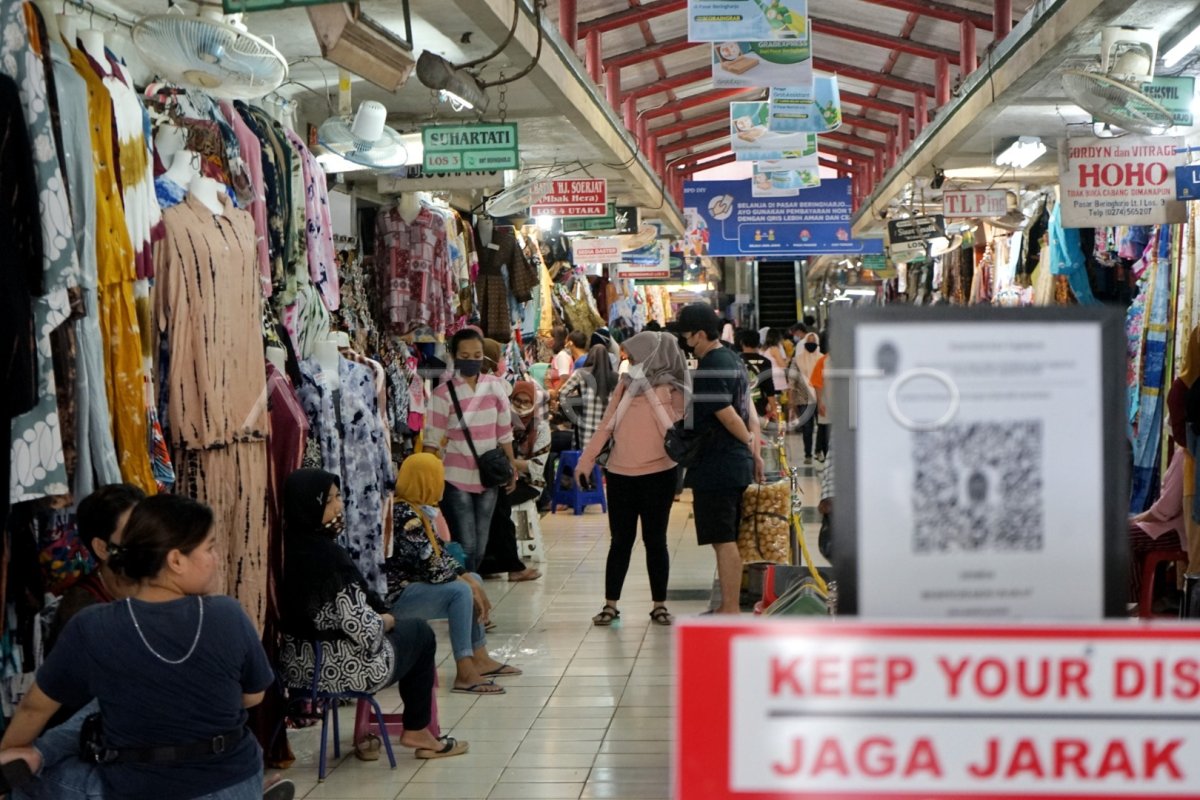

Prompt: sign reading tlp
[
  {"left": 943, "top": 189, "right": 1008, "bottom": 218},
  {"left": 530, "top": 179, "right": 608, "bottom": 218},
  {"left": 676, "top": 619, "right": 1200, "bottom": 799}
]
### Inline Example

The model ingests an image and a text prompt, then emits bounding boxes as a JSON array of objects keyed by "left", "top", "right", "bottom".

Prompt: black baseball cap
[{"left": 676, "top": 303, "right": 721, "bottom": 336}]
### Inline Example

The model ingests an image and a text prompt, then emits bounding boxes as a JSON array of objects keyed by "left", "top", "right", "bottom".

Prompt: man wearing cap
[{"left": 676, "top": 304, "right": 765, "bottom": 614}]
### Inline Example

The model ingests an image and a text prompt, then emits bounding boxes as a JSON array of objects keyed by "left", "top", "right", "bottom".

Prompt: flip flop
[
  {"left": 481, "top": 664, "right": 523, "bottom": 677},
  {"left": 263, "top": 779, "right": 296, "bottom": 800},
  {"left": 451, "top": 681, "right": 506, "bottom": 695},
  {"left": 508, "top": 569, "right": 542, "bottom": 582},
  {"left": 415, "top": 736, "right": 469, "bottom": 760}
]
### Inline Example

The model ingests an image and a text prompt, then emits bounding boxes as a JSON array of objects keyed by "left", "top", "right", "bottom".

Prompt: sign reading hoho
[
  {"left": 1060, "top": 136, "right": 1186, "bottom": 228},
  {"left": 676, "top": 619, "right": 1200, "bottom": 799},
  {"left": 529, "top": 179, "right": 608, "bottom": 217}
]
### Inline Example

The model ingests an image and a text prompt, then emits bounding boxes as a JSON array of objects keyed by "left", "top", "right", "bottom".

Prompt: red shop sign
[
  {"left": 530, "top": 179, "right": 608, "bottom": 217},
  {"left": 675, "top": 619, "right": 1200, "bottom": 799}
]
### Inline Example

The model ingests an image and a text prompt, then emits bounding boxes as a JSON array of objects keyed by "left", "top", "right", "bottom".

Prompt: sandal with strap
[
  {"left": 649, "top": 606, "right": 674, "bottom": 626},
  {"left": 592, "top": 605, "right": 620, "bottom": 626}
]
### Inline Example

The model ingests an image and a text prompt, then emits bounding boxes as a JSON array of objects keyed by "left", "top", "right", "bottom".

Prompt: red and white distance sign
[
  {"left": 530, "top": 179, "right": 608, "bottom": 217},
  {"left": 676, "top": 619, "right": 1200, "bottom": 799}
]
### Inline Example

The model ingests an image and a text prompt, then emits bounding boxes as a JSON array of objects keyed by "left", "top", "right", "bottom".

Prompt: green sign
[
  {"left": 1092, "top": 76, "right": 1196, "bottom": 128},
  {"left": 422, "top": 123, "right": 519, "bottom": 173},
  {"left": 562, "top": 203, "right": 617, "bottom": 232}
]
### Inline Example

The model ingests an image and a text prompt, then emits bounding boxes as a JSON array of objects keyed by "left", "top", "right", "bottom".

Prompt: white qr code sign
[{"left": 675, "top": 619, "right": 1200, "bottom": 799}]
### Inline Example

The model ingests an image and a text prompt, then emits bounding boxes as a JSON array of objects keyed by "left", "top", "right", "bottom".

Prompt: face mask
[
  {"left": 421, "top": 504, "right": 440, "bottom": 520},
  {"left": 805, "top": 342, "right": 819, "bottom": 352},
  {"left": 627, "top": 364, "right": 646, "bottom": 381},
  {"left": 323, "top": 511, "right": 345, "bottom": 536},
  {"left": 456, "top": 359, "right": 483, "bottom": 377}
]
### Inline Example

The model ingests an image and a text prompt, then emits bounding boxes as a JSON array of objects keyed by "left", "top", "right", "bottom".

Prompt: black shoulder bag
[{"left": 447, "top": 381, "right": 515, "bottom": 489}]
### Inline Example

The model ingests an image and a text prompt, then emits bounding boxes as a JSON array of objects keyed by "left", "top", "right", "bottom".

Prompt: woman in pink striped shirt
[{"left": 422, "top": 330, "right": 517, "bottom": 572}]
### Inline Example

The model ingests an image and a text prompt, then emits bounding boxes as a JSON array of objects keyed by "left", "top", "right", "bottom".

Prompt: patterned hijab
[{"left": 511, "top": 381, "right": 539, "bottom": 457}]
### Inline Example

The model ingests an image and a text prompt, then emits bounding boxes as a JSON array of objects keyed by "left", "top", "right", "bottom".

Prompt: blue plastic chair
[{"left": 550, "top": 450, "right": 607, "bottom": 515}]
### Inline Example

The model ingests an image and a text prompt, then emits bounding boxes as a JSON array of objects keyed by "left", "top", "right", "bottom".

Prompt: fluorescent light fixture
[
  {"left": 417, "top": 52, "right": 489, "bottom": 113},
  {"left": 536, "top": 215, "right": 555, "bottom": 230},
  {"left": 1163, "top": 22, "right": 1200, "bottom": 68},
  {"left": 439, "top": 89, "right": 474, "bottom": 112},
  {"left": 995, "top": 136, "right": 1046, "bottom": 169},
  {"left": 307, "top": 4, "right": 416, "bottom": 92}
]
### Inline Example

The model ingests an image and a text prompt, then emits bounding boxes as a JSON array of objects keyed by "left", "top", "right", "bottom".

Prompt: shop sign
[
  {"left": 421, "top": 123, "right": 519, "bottom": 173},
  {"left": 943, "top": 189, "right": 1008, "bottom": 218},
  {"left": 689, "top": 0, "right": 808, "bottom": 43},
  {"left": 615, "top": 241, "right": 672, "bottom": 279},
  {"left": 676, "top": 618, "right": 1200, "bottom": 800},
  {"left": 731, "top": 101, "right": 818, "bottom": 156},
  {"left": 529, "top": 179, "right": 608, "bottom": 217},
  {"left": 712, "top": 40, "right": 812, "bottom": 88},
  {"left": 1093, "top": 76, "right": 1196, "bottom": 129},
  {"left": 1176, "top": 164, "right": 1200, "bottom": 200},
  {"left": 885, "top": 215, "right": 944, "bottom": 261},
  {"left": 560, "top": 203, "right": 637, "bottom": 233},
  {"left": 571, "top": 237, "right": 623, "bottom": 265},
  {"left": 831, "top": 306, "right": 1127, "bottom": 619},
  {"left": 767, "top": 76, "right": 842, "bottom": 133},
  {"left": 683, "top": 178, "right": 884, "bottom": 256},
  {"left": 1060, "top": 136, "right": 1186, "bottom": 227}
]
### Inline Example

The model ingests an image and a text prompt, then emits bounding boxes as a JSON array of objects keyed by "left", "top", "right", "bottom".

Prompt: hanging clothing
[
  {"left": 375, "top": 204, "right": 454, "bottom": 334},
  {"left": 297, "top": 357, "right": 396, "bottom": 596},
  {"left": 283, "top": 129, "right": 338, "bottom": 311}
]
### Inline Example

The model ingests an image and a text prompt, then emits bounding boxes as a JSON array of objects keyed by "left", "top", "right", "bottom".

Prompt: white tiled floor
[{"left": 278, "top": 443, "right": 824, "bottom": 800}]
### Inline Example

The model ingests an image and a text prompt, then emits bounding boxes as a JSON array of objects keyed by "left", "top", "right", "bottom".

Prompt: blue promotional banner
[
  {"left": 768, "top": 75, "right": 842, "bottom": 133},
  {"left": 1177, "top": 164, "right": 1200, "bottom": 200},
  {"left": 683, "top": 178, "right": 884, "bottom": 256}
]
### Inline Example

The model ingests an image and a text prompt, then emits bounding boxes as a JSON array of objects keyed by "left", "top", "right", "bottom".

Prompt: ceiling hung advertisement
[
  {"left": 689, "top": 0, "right": 808, "bottom": 42},
  {"left": 731, "top": 102, "right": 817, "bottom": 155},
  {"left": 768, "top": 75, "right": 841, "bottom": 133},
  {"left": 1059, "top": 136, "right": 1186, "bottom": 227}
]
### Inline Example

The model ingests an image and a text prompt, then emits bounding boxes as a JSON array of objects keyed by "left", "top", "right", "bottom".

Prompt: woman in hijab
[
  {"left": 789, "top": 331, "right": 823, "bottom": 463},
  {"left": 384, "top": 455, "right": 521, "bottom": 695},
  {"left": 577, "top": 332, "right": 688, "bottom": 626},
  {"left": 558, "top": 344, "right": 621, "bottom": 452},
  {"left": 480, "top": 381, "right": 545, "bottom": 582},
  {"left": 1167, "top": 325, "right": 1200, "bottom": 578},
  {"left": 278, "top": 469, "right": 467, "bottom": 758}
]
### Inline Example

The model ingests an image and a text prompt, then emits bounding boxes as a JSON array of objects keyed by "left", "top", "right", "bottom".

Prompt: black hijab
[{"left": 279, "top": 469, "right": 387, "bottom": 640}]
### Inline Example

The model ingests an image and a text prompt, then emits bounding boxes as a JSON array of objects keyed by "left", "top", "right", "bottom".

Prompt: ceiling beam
[
  {"left": 850, "top": 0, "right": 997, "bottom": 31},
  {"left": 813, "top": 57, "right": 933, "bottom": 94},
  {"left": 578, "top": 0, "right": 688, "bottom": 36},
  {"left": 603, "top": 35, "right": 698, "bottom": 70},
  {"left": 819, "top": 143, "right": 877, "bottom": 162},
  {"left": 839, "top": 91, "right": 910, "bottom": 116},
  {"left": 672, "top": 144, "right": 733, "bottom": 168},
  {"left": 840, "top": 113, "right": 895, "bottom": 135},
  {"left": 820, "top": 158, "right": 856, "bottom": 175},
  {"left": 642, "top": 88, "right": 760, "bottom": 120},
  {"left": 683, "top": 152, "right": 737, "bottom": 174},
  {"left": 822, "top": 131, "right": 887, "bottom": 152},
  {"left": 650, "top": 107, "right": 729, "bottom": 137},
  {"left": 626, "top": 67, "right": 712, "bottom": 99},
  {"left": 811, "top": 18, "right": 959, "bottom": 64},
  {"left": 662, "top": 126, "right": 729, "bottom": 156}
]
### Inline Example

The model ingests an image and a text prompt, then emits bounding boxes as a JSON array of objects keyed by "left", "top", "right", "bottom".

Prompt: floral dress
[{"left": 382, "top": 502, "right": 465, "bottom": 606}]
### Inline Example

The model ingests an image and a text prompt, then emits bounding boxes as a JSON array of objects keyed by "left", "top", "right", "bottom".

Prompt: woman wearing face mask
[
  {"left": 422, "top": 329, "right": 517, "bottom": 572},
  {"left": 278, "top": 470, "right": 465, "bottom": 759},
  {"left": 577, "top": 333, "right": 689, "bottom": 626},
  {"left": 790, "top": 332, "right": 823, "bottom": 464}
]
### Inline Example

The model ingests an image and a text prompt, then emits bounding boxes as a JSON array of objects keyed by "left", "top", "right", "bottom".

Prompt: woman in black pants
[{"left": 576, "top": 332, "right": 689, "bottom": 626}]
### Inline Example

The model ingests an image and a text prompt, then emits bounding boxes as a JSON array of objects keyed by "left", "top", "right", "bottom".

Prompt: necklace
[{"left": 126, "top": 596, "right": 204, "bottom": 665}]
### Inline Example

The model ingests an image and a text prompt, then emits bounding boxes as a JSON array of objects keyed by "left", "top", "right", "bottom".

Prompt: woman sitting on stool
[{"left": 385, "top": 454, "right": 522, "bottom": 695}]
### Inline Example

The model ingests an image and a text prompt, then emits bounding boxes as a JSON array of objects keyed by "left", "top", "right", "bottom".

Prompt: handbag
[
  {"left": 447, "top": 381, "right": 514, "bottom": 489},
  {"left": 664, "top": 420, "right": 713, "bottom": 467}
]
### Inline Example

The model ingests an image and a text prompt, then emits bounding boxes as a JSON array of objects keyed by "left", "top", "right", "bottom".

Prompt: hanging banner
[
  {"left": 735, "top": 146, "right": 817, "bottom": 162},
  {"left": 712, "top": 40, "right": 812, "bottom": 88},
  {"left": 752, "top": 162, "right": 819, "bottom": 197},
  {"left": 529, "top": 179, "right": 608, "bottom": 217},
  {"left": 1060, "top": 136, "right": 1186, "bottom": 227},
  {"left": 683, "top": 178, "right": 884, "bottom": 256},
  {"left": 943, "top": 189, "right": 1009, "bottom": 217},
  {"left": 571, "top": 237, "right": 623, "bottom": 265},
  {"left": 731, "top": 101, "right": 818, "bottom": 156},
  {"left": 677, "top": 619, "right": 1200, "bottom": 800},
  {"left": 768, "top": 75, "right": 842, "bottom": 133},
  {"left": 689, "top": 0, "right": 807, "bottom": 43},
  {"left": 755, "top": 154, "right": 820, "bottom": 171},
  {"left": 615, "top": 241, "right": 672, "bottom": 279}
]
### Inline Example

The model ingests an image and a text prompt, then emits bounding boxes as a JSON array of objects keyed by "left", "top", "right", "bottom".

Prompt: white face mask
[{"left": 627, "top": 364, "right": 646, "bottom": 381}]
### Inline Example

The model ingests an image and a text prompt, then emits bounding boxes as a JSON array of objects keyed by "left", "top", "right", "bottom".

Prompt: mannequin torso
[
  {"left": 397, "top": 192, "right": 426, "bottom": 225},
  {"left": 313, "top": 340, "right": 341, "bottom": 390},
  {"left": 78, "top": 30, "right": 107, "bottom": 71},
  {"left": 188, "top": 176, "right": 225, "bottom": 216}
]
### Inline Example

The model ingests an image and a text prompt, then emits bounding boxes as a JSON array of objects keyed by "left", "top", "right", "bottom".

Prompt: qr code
[{"left": 911, "top": 421, "right": 1044, "bottom": 554}]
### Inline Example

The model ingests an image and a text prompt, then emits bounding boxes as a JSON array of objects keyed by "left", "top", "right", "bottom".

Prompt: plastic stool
[
  {"left": 511, "top": 500, "right": 545, "bottom": 562},
  {"left": 351, "top": 673, "right": 441, "bottom": 750},
  {"left": 1138, "top": 549, "right": 1189, "bottom": 619},
  {"left": 550, "top": 450, "right": 607, "bottom": 515}
]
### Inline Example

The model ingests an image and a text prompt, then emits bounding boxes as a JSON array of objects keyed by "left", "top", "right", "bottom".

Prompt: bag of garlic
[{"left": 737, "top": 481, "right": 792, "bottom": 564}]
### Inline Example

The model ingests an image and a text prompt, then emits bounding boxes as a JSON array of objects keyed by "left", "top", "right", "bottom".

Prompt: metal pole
[
  {"left": 637, "top": 115, "right": 649, "bottom": 151},
  {"left": 623, "top": 95, "right": 637, "bottom": 133},
  {"left": 935, "top": 57, "right": 950, "bottom": 107},
  {"left": 586, "top": 30, "right": 603, "bottom": 84},
  {"left": 606, "top": 68, "right": 620, "bottom": 109},
  {"left": 886, "top": 128, "right": 896, "bottom": 169},
  {"left": 899, "top": 110, "right": 911, "bottom": 152},
  {"left": 914, "top": 92, "right": 928, "bottom": 135},
  {"left": 994, "top": 0, "right": 1012, "bottom": 41},
  {"left": 558, "top": 0, "right": 577, "bottom": 47},
  {"left": 959, "top": 20, "right": 976, "bottom": 80}
]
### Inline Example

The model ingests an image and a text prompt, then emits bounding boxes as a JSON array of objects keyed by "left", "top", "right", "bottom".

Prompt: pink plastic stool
[{"left": 352, "top": 673, "right": 441, "bottom": 744}]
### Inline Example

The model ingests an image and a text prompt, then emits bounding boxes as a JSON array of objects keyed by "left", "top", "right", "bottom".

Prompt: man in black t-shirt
[
  {"left": 677, "top": 305, "right": 766, "bottom": 615},
  {"left": 736, "top": 329, "right": 778, "bottom": 422}
]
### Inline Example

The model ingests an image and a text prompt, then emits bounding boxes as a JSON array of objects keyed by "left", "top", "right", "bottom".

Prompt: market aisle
[{"left": 282, "top": 454, "right": 824, "bottom": 800}]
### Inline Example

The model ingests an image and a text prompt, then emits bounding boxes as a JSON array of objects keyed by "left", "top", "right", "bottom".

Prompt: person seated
[
  {"left": 385, "top": 454, "right": 521, "bottom": 695},
  {"left": 0, "top": 495, "right": 276, "bottom": 799},
  {"left": 278, "top": 469, "right": 466, "bottom": 759},
  {"left": 47, "top": 484, "right": 145, "bottom": 654},
  {"left": 1129, "top": 452, "right": 1187, "bottom": 606},
  {"left": 479, "top": 383, "right": 544, "bottom": 583}
]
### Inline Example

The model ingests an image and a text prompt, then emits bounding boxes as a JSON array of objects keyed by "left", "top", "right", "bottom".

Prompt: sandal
[
  {"left": 415, "top": 736, "right": 470, "bottom": 760},
  {"left": 481, "top": 664, "right": 523, "bottom": 677},
  {"left": 592, "top": 605, "right": 620, "bottom": 626},
  {"left": 650, "top": 606, "right": 674, "bottom": 626},
  {"left": 508, "top": 568, "right": 542, "bottom": 582},
  {"left": 263, "top": 778, "right": 296, "bottom": 800},
  {"left": 451, "top": 681, "right": 506, "bottom": 695},
  {"left": 354, "top": 733, "right": 382, "bottom": 762}
]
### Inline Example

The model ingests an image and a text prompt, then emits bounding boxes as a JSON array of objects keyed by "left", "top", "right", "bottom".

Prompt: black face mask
[
  {"left": 323, "top": 511, "right": 345, "bottom": 537},
  {"left": 804, "top": 342, "right": 819, "bottom": 352}
]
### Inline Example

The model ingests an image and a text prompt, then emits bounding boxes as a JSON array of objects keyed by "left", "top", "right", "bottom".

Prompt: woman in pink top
[
  {"left": 577, "top": 332, "right": 689, "bottom": 627},
  {"left": 422, "top": 329, "right": 517, "bottom": 572}
]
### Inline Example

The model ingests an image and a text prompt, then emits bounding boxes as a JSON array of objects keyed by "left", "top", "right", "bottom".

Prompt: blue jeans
[
  {"left": 441, "top": 484, "right": 499, "bottom": 572},
  {"left": 392, "top": 577, "right": 486, "bottom": 661},
  {"left": 16, "top": 701, "right": 262, "bottom": 800}
]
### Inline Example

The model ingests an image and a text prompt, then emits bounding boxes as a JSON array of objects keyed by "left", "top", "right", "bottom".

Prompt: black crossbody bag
[{"left": 447, "top": 381, "right": 514, "bottom": 489}]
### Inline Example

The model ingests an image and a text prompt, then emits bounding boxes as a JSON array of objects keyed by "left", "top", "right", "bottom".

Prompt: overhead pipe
[
  {"left": 810, "top": 19, "right": 959, "bottom": 64},
  {"left": 914, "top": 92, "right": 928, "bottom": 135},
  {"left": 934, "top": 57, "right": 950, "bottom": 107},
  {"left": 626, "top": 67, "right": 712, "bottom": 100},
  {"left": 558, "top": 0, "right": 577, "bottom": 47},
  {"left": 585, "top": 30, "right": 602, "bottom": 85},
  {"left": 637, "top": 115, "right": 649, "bottom": 151},
  {"left": 603, "top": 36, "right": 697, "bottom": 70},
  {"left": 994, "top": 0, "right": 1013, "bottom": 40},
  {"left": 670, "top": 143, "right": 733, "bottom": 168},
  {"left": 606, "top": 68, "right": 621, "bottom": 109},
  {"left": 850, "top": 0, "right": 994, "bottom": 30},
  {"left": 813, "top": 58, "right": 933, "bottom": 95},
  {"left": 960, "top": 21, "right": 977, "bottom": 80},
  {"left": 578, "top": 0, "right": 687, "bottom": 36}
]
